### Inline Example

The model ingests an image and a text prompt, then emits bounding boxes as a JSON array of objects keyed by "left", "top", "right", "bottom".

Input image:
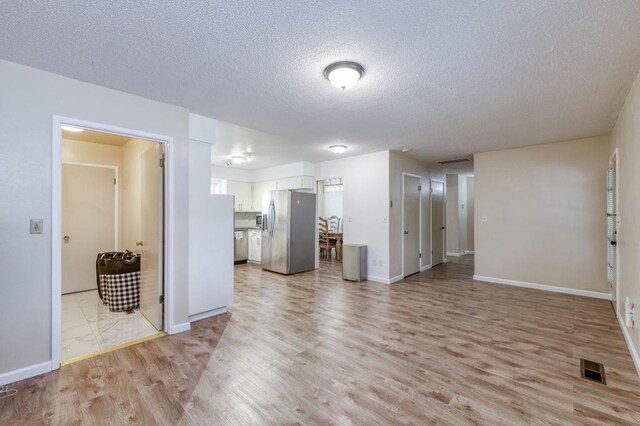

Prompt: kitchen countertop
[{"left": 234, "top": 227, "right": 261, "bottom": 231}]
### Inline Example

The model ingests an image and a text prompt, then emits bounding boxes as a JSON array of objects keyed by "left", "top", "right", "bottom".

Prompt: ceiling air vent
[{"left": 438, "top": 157, "right": 471, "bottom": 165}]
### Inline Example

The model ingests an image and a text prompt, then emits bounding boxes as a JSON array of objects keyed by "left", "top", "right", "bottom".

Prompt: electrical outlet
[
  {"left": 383, "top": 217, "right": 388, "bottom": 223},
  {"left": 481, "top": 215, "right": 487, "bottom": 223},
  {"left": 625, "top": 297, "right": 635, "bottom": 328}
]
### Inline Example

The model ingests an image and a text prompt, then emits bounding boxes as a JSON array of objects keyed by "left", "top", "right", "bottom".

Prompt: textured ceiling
[{"left": 2, "top": 1, "right": 640, "bottom": 169}]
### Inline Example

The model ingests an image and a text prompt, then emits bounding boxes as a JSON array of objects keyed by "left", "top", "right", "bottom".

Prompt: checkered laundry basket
[{"left": 102, "top": 271, "right": 140, "bottom": 312}]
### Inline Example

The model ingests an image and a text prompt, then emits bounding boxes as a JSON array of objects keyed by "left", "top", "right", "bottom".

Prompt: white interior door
[
  {"left": 403, "top": 174, "right": 421, "bottom": 277},
  {"left": 139, "top": 145, "right": 163, "bottom": 330},
  {"left": 62, "top": 164, "right": 116, "bottom": 294},
  {"left": 431, "top": 180, "right": 445, "bottom": 267},
  {"left": 607, "top": 155, "right": 618, "bottom": 309}
]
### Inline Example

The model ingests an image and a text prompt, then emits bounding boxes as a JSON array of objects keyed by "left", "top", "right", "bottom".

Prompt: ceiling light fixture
[
  {"left": 61, "top": 125, "right": 85, "bottom": 132},
  {"left": 329, "top": 144, "right": 348, "bottom": 154},
  {"left": 324, "top": 61, "right": 364, "bottom": 90},
  {"left": 226, "top": 154, "right": 252, "bottom": 167}
]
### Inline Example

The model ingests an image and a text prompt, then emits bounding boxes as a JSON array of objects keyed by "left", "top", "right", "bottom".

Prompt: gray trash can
[{"left": 342, "top": 244, "right": 367, "bottom": 282}]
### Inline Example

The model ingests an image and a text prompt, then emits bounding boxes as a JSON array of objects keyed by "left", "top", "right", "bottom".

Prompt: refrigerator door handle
[{"left": 269, "top": 200, "right": 276, "bottom": 237}]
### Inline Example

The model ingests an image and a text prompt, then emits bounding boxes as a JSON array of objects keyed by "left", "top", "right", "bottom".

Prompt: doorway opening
[
  {"left": 430, "top": 180, "right": 446, "bottom": 267},
  {"left": 402, "top": 173, "right": 421, "bottom": 277},
  {"left": 607, "top": 149, "right": 619, "bottom": 310},
  {"left": 444, "top": 173, "right": 474, "bottom": 260},
  {"left": 53, "top": 118, "right": 171, "bottom": 368},
  {"left": 316, "top": 177, "right": 344, "bottom": 271}
]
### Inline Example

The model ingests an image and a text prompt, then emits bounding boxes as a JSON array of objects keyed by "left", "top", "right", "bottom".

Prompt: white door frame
[
  {"left": 401, "top": 172, "right": 422, "bottom": 277},
  {"left": 430, "top": 179, "right": 447, "bottom": 266},
  {"left": 52, "top": 115, "right": 176, "bottom": 370},
  {"left": 62, "top": 162, "right": 120, "bottom": 251},
  {"left": 609, "top": 148, "right": 620, "bottom": 310}
]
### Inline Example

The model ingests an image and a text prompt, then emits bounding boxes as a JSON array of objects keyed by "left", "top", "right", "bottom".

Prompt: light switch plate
[{"left": 30, "top": 219, "right": 43, "bottom": 234}]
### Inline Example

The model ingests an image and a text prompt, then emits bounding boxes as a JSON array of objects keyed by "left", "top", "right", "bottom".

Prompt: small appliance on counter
[{"left": 256, "top": 213, "right": 262, "bottom": 228}]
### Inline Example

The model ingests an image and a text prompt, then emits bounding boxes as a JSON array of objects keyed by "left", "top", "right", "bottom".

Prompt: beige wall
[
  {"left": 610, "top": 67, "right": 640, "bottom": 363},
  {"left": 467, "top": 176, "right": 475, "bottom": 251},
  {"left": 122, "top": 138, "right": 157, "bottom": 252},
  {"left": 474, "top": 136, "right": 610, "bottom": 292}
]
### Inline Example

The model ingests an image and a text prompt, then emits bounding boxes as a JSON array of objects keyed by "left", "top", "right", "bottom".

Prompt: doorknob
[
  {"left": 441, "top": 226, "right": 446, "bottom": 230},
  {"left": 136, "top": 241, "right": 144, "bottom": 246},
  {"left": 63, "top": 235, "right": 70, "bottom": 243},
  {"left": 404, "top": 231, "right": 408, "bottom": 235}
]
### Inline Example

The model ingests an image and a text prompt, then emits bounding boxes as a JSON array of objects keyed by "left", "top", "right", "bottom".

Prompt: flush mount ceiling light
[
  {"left": 324, "top": 61, "right": 364, "bottom": 90},
  {"left": 61, "top": 125, "right": 84, "bottom": 132},
  {"left": 329, "top": 144, "right": 348, "bottom": 154}
]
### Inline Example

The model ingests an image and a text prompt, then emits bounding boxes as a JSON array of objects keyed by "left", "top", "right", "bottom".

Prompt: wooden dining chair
[
  {"left": 318, "top": 217, "right": 336, "bottom": 259},
  {"left": 328, "top": 216, "right": 340, "bottom": 232},
  {"left": 336, "top": 234, "right": 343, "bottom": 262}
]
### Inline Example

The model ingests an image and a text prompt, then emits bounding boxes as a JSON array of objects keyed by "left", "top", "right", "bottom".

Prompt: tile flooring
[{"left": 61, "top": 289, "right": 159, "bottom": 363}]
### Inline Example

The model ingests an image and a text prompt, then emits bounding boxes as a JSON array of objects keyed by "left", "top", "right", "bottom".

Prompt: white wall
[
  {"left": 322, "top": 189, "right": 343, "bottom": 220},
  {"left": 0, "top": 60, "right": 190, "bottom": 378},
  {"left": 319, "top": 151, "right": 390, "bottom": 282},
  {"left": 188, "top": 140, "right": 234, "bottom": 319},
  {"left": 610, "top": 67, "right": 640, "bottom": 371},
  {"left": 474, "top": 135, "right": 609, "bottom": 293},
  {"left": 212, "top": 160, "right": 318, "bottom": 183}
]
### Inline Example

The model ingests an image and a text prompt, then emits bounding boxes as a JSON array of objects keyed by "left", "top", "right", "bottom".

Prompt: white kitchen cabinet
[
  {"left": 227, "top": 180, "right": 254, "bottom": 211},
  {"left": 248, "top": 229, "right": 261, "bottom": 263},
  {"left": 276, "top": 175, "right": 314, "bottom": 191},
  {"left": 250, "top": 177, "right": 314, "bottom": 213},
  {"left": 253, "top": 180, "right": 277, "bottom": 213}
]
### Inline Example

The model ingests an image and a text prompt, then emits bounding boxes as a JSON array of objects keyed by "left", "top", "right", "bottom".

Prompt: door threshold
[{"left": 61, "top": 332, "right": 166, "bottom": 366}]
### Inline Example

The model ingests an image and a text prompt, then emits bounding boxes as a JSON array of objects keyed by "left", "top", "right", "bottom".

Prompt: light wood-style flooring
[{"left": 2, "top": 256, "right": 640, "bottom": 425}]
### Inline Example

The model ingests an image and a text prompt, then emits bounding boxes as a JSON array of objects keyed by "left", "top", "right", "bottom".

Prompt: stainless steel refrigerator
[{"left": 261, "top": 190, "right": 316, "bottom": 274}]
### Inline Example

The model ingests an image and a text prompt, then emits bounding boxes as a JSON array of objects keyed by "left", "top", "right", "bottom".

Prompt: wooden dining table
[{"left": 328, "top": 232, "right": 343, "bottom": 261}]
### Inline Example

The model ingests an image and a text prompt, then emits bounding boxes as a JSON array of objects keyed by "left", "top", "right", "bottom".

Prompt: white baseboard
[
  {"left": 168, "top": 321, "right": 191, "bottom": 335},
  {"left": 446, "top": 251, "right": 465, "bottom": 257},
  {"left": 465, "top": 250, "right": 474, "bottom": 254},
  {"left": 420, "top": 263, "right": 432, "bottom": 272},
  {"left": 390, "top": 274, "right": 404, "bottom": 284},
  {"left": 617, "top": 312, "right": 640, "bottom": 378},
  {"left": 189, "top": 307, "right": 228, "bottom": 322},
  {"left": 0, "top": 361, "right": 51, "bottom": 386},
  {"left": 472, "top": 275, "right": 612, "bottom": 300},
  {"left": 367, "top": 275, "right": 391, "bottom": 284}
]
